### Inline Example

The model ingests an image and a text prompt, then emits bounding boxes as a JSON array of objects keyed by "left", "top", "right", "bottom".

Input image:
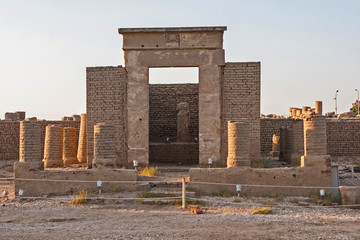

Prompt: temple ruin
[{"left": 1, "top": 26, "right": 359, "bottom": 197}]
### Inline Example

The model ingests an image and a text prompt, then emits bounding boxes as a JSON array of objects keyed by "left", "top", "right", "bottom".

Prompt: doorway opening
[{"left": 149, "top": 67, "right": 199, "bottom": 165}]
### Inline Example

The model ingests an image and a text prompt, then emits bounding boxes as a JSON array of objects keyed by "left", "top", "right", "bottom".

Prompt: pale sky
[{"left": 0, "top": 0, "right": 359, "bottom": 120}]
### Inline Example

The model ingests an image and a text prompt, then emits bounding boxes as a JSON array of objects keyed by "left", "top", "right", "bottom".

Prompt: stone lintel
[{"left": 118, "top": 26, "right": 227, "bottom": 34}]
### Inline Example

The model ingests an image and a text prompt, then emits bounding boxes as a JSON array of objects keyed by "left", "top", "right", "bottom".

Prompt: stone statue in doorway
[{"left": 176, "top": 102, "right": 190, "bottom": 142}]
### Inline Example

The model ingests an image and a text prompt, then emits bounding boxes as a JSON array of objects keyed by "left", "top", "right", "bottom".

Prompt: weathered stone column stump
[
  {"left": 315, "top": 101, "right": 323, "bottom": 116},
  {"left": 77, "top": 114, "right": 88, "bottom": 164},
  {"left": 62, "top": 127, "right": 78, "bottom": 166},
  {"left": 19, "top": 121, "right": 42, "bottom": 169},
  {"left": 43, "top": 125, "right": 63, "bottom": 168},
  {"left": 93, "top": 123, "right": 117, "bottom": 168},
  {"left": 270, "top": 134, "right": 280, "bottom": 158},
  {"left": 303, "top": 116, "right": 327, "bottom": 156},
  {"left": 227, "top": 121, "right": 251, "bottom": 167}
]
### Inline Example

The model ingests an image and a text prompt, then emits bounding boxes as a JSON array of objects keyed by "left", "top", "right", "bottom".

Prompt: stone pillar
[
  {"left": 77, "top": 114, "right": 88, "bottom": 164},
  {"left": 284, "top": 126, "right": 293, "bottom": 163},
  {"left": 198, "top": 65, "right": 222, "bottom": 166},
  {"left": 295, "top": 109, "right": 302, "bottom": 117},
  {"left": 315, "top": 101, "right": 323, "bottom": 116},
  {"left": 304, "top": 116, "right": 327, "bottom": 156},
  {"left": 270, "top": 134, "right": 280, "bottom": 158},
  {"left": 227, "top": 121, "right": 251, "bottom": 167},
  {"left": 73, "top": 115, "right": 81, "bottom": 121},
  {"left": 279, "top": 126, "right": 286, "bottom": 161},
  {"left": 19, "top": 121, "right": 42, "bottom": 164},
  {"left": 93, "top": 123, "right": 117, "bottom": 168},
  {"left": 62, "top": 127, "right": 78, "bottom": 166},
  {"left": 291, "top": 108, "right": 297, "bottom": 118},
  {"left": 15, "top": 111, "right": 26, "bottom": 120},
  {"left": 43, "top": 125, "right": 63, "bottom": 168},
  {"left": 289, "top": 108, "right": 293, "bottom": 118},
  {"left": 302, "top": 106, "right": 310, "bottom": 115},
  {"left": 5, "top": 112, "right": 16, "bottom": 121}
]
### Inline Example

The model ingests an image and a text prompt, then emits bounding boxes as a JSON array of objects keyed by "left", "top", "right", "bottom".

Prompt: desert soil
[
  {"left": 1, "top": 160, "right": 360, "bottom": 240},
  {"left": 1, "top": 197, "right": 360, "bottom": 240}
]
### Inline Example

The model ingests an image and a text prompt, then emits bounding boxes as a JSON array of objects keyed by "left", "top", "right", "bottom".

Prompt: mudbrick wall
[
  {"left": 0, "top": 120, "right": 80, "bottom": 161},
  {"left": 327, "top": 119, "right": 360, "bottom": 157},
  {"left": 260, "top": 118, "right": 299, "bottom": 155},
  {"left": 86, "top": 66, "right": 127, "bottom": 167},
  {"left": 261, "top": 118, "right": 360, "bottom": 158},
  {"left": 221, "top": 62, "right": 261, "bottom": 163},
  {"left": 149, "top": 84, "right": 198, "bottom": 142}
]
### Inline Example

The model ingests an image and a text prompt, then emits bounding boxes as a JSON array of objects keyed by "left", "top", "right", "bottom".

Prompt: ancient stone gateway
[
  {"left": 87, "top": 26, "right": 261, "bottom": 168},
  {"left": 119, "top": 27, "right": 225, "bottom": 166}
]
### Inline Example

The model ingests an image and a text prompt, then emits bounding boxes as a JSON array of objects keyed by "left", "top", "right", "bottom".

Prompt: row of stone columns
[
  {"left": 20, "top": 114, "right": 89, "bottom": 168},
  {"left": 289, "top": 101, "right": 323, "bottom": 118},
  {"left": 19, "top": 115, "right": 118, "bottom": 169},
  {"left": 226, "top": 115, "right": 327, "bottom": 168}
]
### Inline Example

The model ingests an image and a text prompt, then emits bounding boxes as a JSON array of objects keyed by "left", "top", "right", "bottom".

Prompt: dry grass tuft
[
  {"left": 252, "top": 207, "right": 272, "bottom": 215},
  {"left": 139, "top": 167, "right": 160, "bottom": 177},
  {"left": 71, "top": 190, "right": 88, "bottom": 205}
]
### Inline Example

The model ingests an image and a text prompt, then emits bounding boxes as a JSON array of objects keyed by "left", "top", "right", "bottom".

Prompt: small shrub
[
  {"left": 71, "top": 190, "right": 88, "bottom": 205},
  {"left": 139, "top": 167, "right": 160, "bottom": 177},
  {"left": 252, "top": 160, "right": 273, "bottom": 168},
  {"left": 309, "top": 191, "right": 342, "bottom": 205},
  {"left": 233, "top": 199, "right": 241, "bottom": 203},
  {"left": 112, "top": 186, "right": 124, "bottom": 193},
  {"left": 289, "top": 198, "right": 299, "bottom": 204},
  {"left": 212, "top": 189, "right": 236, "bottom": 197},
  {"left": 275, "top": 194, "right": 284, "bottom": 202},
  {"left": 252, "top": 207, "right": 272, "bottom": 215}
]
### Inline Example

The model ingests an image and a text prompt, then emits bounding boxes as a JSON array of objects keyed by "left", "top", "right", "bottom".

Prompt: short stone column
[
  {"left": 19, "top": 121, "right": 42, "bottom": 164},
  {"left": 77, "top": 114, "right": 88, "bottom": 164},
  {"left": 43, "top": 125, "right": 63, "bottom": 168},
  {"left": 270, "top": 134, "right": 280, "bottom": 158},
  {"left": 73, "top": 115, "right": 81, "bottom": 121},
  {"left": 5, "top": 112, "right": 16, "bottom": 121},
  {"left": 304, "top": 116, "right": 327, "bottom": 156},
  {"left": 62, "top": 127, "right": 78, "bottom": 166},
  {"left": 302, "top": 106, "right": 310, "bottom": 115},
  {"left": 295, "top": 109, "right": 302, "bottom": 117},
  {"left": 315, "top": 101, "right": 323, "bottom": 116},
  {"left": 227, "top": 121, "right": 251, "bottom": 167},
  {"left": 291, "top": 108, "right": 297, "bottom": 118},
  {"left": 15, "top": 111, "right": 26, "bottom": 120},
  {"left": 93, "top": 123, "right": 117, "bottom": 168},
  {"left": 289, "top": 108, "right": 293, "bottom": 118}
]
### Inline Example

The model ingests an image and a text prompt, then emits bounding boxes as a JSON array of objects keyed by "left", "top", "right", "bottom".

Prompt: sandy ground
[
  {"left": 0, "top": 195, "right": 360, "bottom": 240},
  {"left": 1, "top": 160, "right": 360, "bottom": 239}
]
